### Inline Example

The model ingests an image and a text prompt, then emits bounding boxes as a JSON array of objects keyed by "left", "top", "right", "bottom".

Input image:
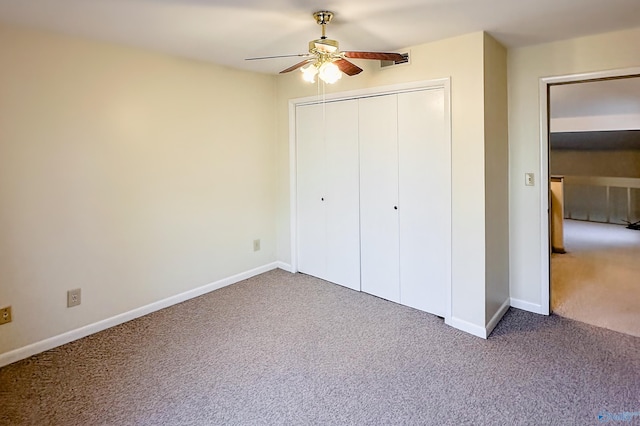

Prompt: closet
[
  {"left": 296, "top": 99, "right": 361, "bottom": 291},
  {"left": 296, "top": 86, "right": 450, "bottom": 317}
]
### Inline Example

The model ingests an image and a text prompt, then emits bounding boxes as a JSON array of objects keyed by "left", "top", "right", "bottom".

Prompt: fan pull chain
[{"left": 319, "top": 77, "right": 327, "bottom": 194}]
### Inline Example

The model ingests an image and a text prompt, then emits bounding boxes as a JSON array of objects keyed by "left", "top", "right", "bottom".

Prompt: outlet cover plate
[
  {"left": 67, "top": 289, "right": 81, "bottom": 308},
  {"left": 0, "top": 306, "right": 11, "bottom": 325}
]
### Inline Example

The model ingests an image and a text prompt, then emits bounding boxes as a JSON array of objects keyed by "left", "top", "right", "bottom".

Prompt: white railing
[{"left": 563, "top": 176, "right": 640, "bottom": 224}]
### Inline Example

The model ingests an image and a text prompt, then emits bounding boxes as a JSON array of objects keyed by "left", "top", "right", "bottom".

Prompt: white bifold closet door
[
  {"left": 359, "top": 94, "right": 401, "bottom": 302},
  {"left": 360, "top": 89, "right": 448, "bottom": 317},
  {"left": 397, "top": 89, "right": 448, "bottom": 316},
  {"left": 296, "top": 100, "right": 360, "bottom": 291}
]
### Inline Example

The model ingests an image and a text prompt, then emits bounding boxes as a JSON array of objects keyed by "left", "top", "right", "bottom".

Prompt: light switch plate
[{"left": 525, "top": 173, "right": 535, "bottom": 186}]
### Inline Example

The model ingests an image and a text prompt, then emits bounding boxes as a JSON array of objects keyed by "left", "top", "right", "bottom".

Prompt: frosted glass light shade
[
  {"left": 301, "top": 63, "right": 318, "bottom": 83},
  {"left": 318, "top": 61, "right": 342, "bottom": 84}
]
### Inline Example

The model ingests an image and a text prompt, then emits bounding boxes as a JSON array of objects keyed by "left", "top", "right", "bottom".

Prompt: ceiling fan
[{"left": 246, "top": 11, "right": 405, "bottom": 84}]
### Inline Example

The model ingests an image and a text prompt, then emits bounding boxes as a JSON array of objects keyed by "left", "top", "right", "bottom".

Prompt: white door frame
[
  {"left": 289, "top": 78, "right": 452, "bottom": 319},
  {"left": 538, "top": 67, "right": 640, "bottom": 315}
]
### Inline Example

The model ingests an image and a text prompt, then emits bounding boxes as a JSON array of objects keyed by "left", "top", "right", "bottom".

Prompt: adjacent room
[
  {"left": 549, "top": 77, "right": 640, "bottom": 337},
  {"left": 1, "top": 0, "right": 640, "bottom": 424}
]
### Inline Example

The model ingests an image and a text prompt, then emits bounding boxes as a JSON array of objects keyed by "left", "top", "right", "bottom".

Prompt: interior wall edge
[
  {"left": 486, "top": 298, "right": 510, "bottom": 337},
  {"left": 510, "top": 297, "right": 545, "bottom": 315},
  {"left": 0, "top": 262, "right": 282, "bottom": 368}
]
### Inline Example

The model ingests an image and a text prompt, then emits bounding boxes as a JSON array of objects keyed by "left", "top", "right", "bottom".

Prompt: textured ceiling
[{"left": 0, "top": 0, "right": 639, "bottom": 74}]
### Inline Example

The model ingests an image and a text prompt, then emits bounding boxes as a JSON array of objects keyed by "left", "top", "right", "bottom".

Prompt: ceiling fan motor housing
[{"left": 309, "top": 38, "right": 339, "bottom": 54}]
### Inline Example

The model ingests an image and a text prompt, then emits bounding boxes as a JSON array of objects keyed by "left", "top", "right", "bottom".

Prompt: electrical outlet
[
  {"left": 67, "top": 288, "right": 81, "bottom": 308},
  {"left": 253, "top": 239, "right": 261, "bottom": 252},
  {"left": 0, "top": 306, "right": 11, "bottom": 325}
]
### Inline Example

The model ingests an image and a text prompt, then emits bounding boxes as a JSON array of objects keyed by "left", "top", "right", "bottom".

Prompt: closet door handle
[
  {"left": 394, "top": 206, "right": 398, "bottom": 210},
  {"left": 321, "top": 197, "right": 324, "bottom": 201}
]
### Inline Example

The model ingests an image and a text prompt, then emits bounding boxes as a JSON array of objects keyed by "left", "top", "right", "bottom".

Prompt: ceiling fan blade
[
  {"left": 334, "top": 59, "right": 363, "bottom": 76},
  {"left": 280, "top": 59, "right": 315, "bottom": 74},
  {"left": 343, "top": 51, "right": 405, "bottom": 62},
  {"left": 245, "top": 54, "right": 309, "bottom": 61}
]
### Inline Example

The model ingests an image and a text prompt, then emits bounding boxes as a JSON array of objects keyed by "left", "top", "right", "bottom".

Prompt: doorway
[{"left": 543, "top": 74, "right": 640, "bottom": 337}]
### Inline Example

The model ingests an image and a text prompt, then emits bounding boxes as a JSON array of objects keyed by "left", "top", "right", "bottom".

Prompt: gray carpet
[
  {"left": 1, "top": 269, "right": 639, "bottom": 425},
  {"left": 552, "top": 219, "right": 640, "bottom": 337}
]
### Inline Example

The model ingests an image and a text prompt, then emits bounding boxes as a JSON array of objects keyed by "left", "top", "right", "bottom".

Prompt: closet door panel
[
  {"left": 359, "top": 95, "right": 400, "bottom": 303},
  {"left": 296, "top": 103, "right": 327, "bottom": 279},
  {"left": 324, "top": 100, "right": 361, "bottom": 290},
  {"left": 398, "top": 89, "right": 449, "bottom": 316}
]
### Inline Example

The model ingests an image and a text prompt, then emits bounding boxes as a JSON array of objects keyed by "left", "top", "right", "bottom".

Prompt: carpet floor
[
  {"left": 552, "top": 219, "right": 640, "bottom": 337},
  {"left": 1, "top": 269, "right": 639, "bottom": 425}
]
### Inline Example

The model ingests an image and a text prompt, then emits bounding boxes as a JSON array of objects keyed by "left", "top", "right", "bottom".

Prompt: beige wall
[
  {"left": 551, "top": 150, "right": 640, "bottom": 178},
  {"left": 276, "top": 32, "right": 499, "bottom": 333},
  {"left": 508, "top": 26, "right": 640, "bottom": 308},
  {"left": 483, "top": 33, "right": 510, "bottom": 324},
  {"left": 0, "top": 24, "right": 278, "bottom": 355},
  {"left": 551, "top": 115, "right": 640, "bottom": 132}
]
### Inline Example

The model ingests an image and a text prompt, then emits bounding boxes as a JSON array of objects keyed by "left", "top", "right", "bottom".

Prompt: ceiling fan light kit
[
  {"left": 301, "top": 60, "right": 342, "bottom": 84},
  {"left": 318, "top": 61, "right": 343, "bottom": 84},
  {"left": 246, "top": 11, "right": 405, "bottom": 85}
]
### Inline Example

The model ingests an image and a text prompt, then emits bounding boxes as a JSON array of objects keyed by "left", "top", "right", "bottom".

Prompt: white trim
[
  {"left": 288, "top": 100, "right": 299, "bottom": 273},
  {"left": 446, "top": 316, "right": 488, "bottom": 339},
  {"left": 292, "top": 78, "right": 451, "bottom": 106},
  {"left": 486, "top": 298, "right": 511, "bottom": 337},
  {"left": 540, "top": 67, "right": 640, "bottom": 85},
  {"left": 446, "top": 298, "right": 510, "bottom": 339},
  {"left": 443, "top": 78, "right": 453, "bottom": 324},
  {"left": 538, "top": 78, "right": 551, "bottom": 316},
  {"left": 538, "top": 66, "right": 640, "bottom": 317},
  {"left": 510, "top": 297, "right": 545, "bottom": 314},
  {"left": 0, "top": 262, "right": 282, "bottom": 368},
  {"left": 288, "top": 78, "right": 453, "bottom": 325},
  {"left": 275, "top": 261, "right": 294, "bottom": 273}
]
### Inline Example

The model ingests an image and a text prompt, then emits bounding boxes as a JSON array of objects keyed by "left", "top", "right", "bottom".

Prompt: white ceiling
[
  {"left": 0, "top": 0, "right": 639, "bottom": 75},
  {"left": 551, "top": 77, "right": 640, "bottom": 119}
]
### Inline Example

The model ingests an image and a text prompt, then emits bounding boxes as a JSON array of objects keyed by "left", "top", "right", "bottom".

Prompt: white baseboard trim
[
  {"left": 510, "top": 297, "right": 546, "bottom": 315},
  {"left": 275, "top": 261, "right": 294, "bottom": 273},
  {"left": 486, "top": 298, "right": 510, "bottom": 337},
  {"left": 447, "top": 298, "right": 510, "bottom": 339},
  {"left": 0, "top": 262, "right": 281, "bottom": 368},
  {"left": 447, "top": 316, "right": 488, "bottom": 339}
]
